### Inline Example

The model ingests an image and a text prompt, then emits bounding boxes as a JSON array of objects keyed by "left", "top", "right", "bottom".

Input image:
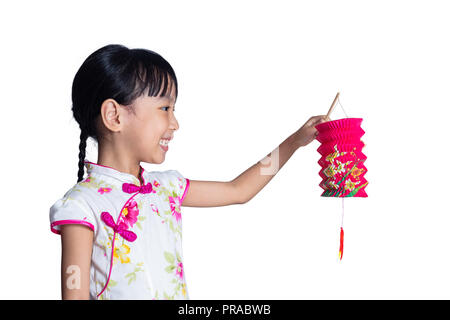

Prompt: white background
[{"left": 1, "top": 0, "right": 448, "bottom": 299}]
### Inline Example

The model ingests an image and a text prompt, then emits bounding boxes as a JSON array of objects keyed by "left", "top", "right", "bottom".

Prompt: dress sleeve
[
  {"left": 49, "top": 195, "right": 97, "bottom": 235},
  {"left": 166, "top": 170, "right": 190, "bottom": 204}
]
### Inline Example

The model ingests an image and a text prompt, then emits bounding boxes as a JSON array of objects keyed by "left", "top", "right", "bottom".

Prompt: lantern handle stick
[{"left": 325, "top": 92, "right": 340, "bottom": 121}]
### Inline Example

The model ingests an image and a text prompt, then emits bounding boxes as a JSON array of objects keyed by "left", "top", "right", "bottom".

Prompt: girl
[{"left": 49, "top": 44, "right": 327, "bottom": 300}]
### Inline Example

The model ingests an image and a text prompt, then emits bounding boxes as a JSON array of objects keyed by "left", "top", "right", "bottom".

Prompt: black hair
[{"left": 71, "top": 44, "right": 178, "bottom": 183}]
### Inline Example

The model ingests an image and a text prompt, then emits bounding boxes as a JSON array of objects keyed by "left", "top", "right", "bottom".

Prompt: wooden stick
[{"left": 325, "top": 92, "right": 340, "bottom": 121}]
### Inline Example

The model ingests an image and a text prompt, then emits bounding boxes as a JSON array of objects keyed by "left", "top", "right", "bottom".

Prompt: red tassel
[{"left": 338, "top": 227, "right": 344, "bottom": 260}]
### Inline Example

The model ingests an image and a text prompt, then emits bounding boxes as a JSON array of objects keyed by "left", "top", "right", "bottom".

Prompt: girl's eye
[{"left": 162, "top": 106, "right": 175, "bottom": 112}]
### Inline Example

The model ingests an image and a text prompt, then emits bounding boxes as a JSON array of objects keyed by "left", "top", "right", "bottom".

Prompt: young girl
[{"left": 49, "top": 44, "right": 327, "bottom": 300}]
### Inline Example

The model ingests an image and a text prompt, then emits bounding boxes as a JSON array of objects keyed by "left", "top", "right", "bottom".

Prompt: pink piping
[
  {"left": 51, "top": 220, "right": 95, "bottom": 234},
  {"left": 180, "top": 178, "right": 190, "bottom": 203},
  {"left": 140, "top": 165, "right": 145, "bottom": 183},
  {"left": 96, "top": 173, "right": 146, "bottom": 299}
]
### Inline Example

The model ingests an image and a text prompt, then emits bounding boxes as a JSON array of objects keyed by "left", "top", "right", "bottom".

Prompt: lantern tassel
[
  {"left": 339, "top": 227, "right": 344, "bottom": 260},
  {"left": 339, "top": 197, "right": 345, "bottom": 261}
]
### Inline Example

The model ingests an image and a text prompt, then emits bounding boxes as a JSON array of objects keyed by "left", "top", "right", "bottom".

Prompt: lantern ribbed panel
[{"left": 314, "top": 118, "right": 368, "bottom": 197}]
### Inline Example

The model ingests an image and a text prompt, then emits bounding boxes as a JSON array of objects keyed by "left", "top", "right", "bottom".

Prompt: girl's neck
[
  {"left": 96, "top": 157, "right": 142, "bottom": 184},
  {"left": 97, "top": 142, "right": 143, "bottom": 184}
]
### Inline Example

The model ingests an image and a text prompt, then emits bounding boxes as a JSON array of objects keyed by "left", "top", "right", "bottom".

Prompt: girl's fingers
[{"left": 311, "top": 115, "right": 327, "bottom": 125}]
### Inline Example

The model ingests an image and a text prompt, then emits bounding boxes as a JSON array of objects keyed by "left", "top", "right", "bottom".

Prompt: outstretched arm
[
  {"left": 181, "top": 115, "right": 327, "bottom": 207},
  {"left": 230, "top": 131, "right": 300, "bottom": 204},
  {"left": 181, "top": 180, "right": 243, "bottom": 207}
]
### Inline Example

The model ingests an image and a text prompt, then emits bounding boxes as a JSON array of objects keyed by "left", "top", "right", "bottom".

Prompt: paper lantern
[
  {"left": 314, "top": 93, "right": 368, "bottom": 260},
  {"left": 315, "top": 118, "right": 368, "bottom": 198}
]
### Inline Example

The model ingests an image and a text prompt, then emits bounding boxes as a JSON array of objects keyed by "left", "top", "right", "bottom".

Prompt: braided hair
[{"left": 71, "top": 44, "right": 178, "bottom": 183}]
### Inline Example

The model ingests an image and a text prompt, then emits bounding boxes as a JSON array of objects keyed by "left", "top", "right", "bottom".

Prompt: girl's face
[{"left": 121, "top": 85, "right": 179, "bottom": 164}]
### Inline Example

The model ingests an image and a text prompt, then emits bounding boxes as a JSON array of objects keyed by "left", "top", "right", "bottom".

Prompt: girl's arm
[
  {"left": 181, "top": 115, "right": 326, "bottom": 207},
  {"left": 181, "top": 180, "right": 243, "bottom": 207},
  {"left": 60, "top": 224, "right": 93, "bottom": 300}
]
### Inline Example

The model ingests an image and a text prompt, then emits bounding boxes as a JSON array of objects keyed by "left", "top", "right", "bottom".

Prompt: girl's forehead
[
  {"left": 151, "top": 84, "right": 176, "bottom": 104},
  {"left": 138, "top": 82, "right": 176, "bottom": 106},
  {"left": 159, "top": 94, "right": 176, "bottom": 104},
  {"left": 138, "top": 94, "right": 175, "bottom": 106}
]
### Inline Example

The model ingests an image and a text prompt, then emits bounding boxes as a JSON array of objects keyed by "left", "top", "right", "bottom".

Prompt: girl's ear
[{"left": 100, "top": 99, "right": 123, "bottom": 132}]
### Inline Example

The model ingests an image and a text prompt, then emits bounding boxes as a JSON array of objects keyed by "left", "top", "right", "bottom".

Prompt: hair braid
[{"left": 77, "top": 130, "right": 88, "bottom": 183}]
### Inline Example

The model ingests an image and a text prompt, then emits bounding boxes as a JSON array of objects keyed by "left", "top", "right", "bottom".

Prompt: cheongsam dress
[{"left": 49, "top": 160, "right": 190, "bottom": 300}]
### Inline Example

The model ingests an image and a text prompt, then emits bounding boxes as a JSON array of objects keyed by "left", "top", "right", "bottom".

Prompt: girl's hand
[{"left": 293, "top": 115, "right": 328, "bottom": 148}]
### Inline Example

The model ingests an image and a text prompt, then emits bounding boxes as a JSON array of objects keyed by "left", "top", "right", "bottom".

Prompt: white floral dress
[{"left": 49, "top": 160, "right": 190, "bottom": 300}]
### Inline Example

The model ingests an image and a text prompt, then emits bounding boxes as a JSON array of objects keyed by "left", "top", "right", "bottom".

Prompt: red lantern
[{"left": 315, "top": 93, "right": 368, "bottom": 260}]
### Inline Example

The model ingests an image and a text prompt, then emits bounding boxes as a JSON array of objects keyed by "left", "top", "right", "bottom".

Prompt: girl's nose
[{"left": 170, "top": 112, "right": 179, "bottom": 130}]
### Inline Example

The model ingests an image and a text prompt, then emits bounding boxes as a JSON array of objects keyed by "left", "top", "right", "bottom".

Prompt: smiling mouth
[
  {"left": 159, "top": 138, "right": 170, "bottom": 147},
  {"left": 159, "top": 139, "right": 169, "bottom": 151}
]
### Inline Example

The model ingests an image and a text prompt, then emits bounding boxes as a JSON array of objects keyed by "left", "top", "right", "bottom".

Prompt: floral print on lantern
[{"left": 322, "top": 144, "right": 368, "bottom": 197}]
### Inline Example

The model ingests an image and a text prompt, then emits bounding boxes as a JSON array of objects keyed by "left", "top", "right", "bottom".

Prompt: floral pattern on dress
[
  {"left": 51, "top": 164, "right": 190, "bottom": 300},
  {"left": 163, "top": 250, "right": 187, "bottom": 299},
  {"left": 97, "top": 197, "right": 147, "bottom": 297},
  {"left": 120, "top": 199, "right": 140, "bottom": 228},
  {"left": 75, "top": 174, "right": 116, "bottom": 194},
  {"left": 157, "top": 179, "right": 183, "bottom": 239},
  {"left": 150, "top": 203, "right": 161, "bottom": 218},
  {"left": 101, "top": 198, "right": 142, "bottom": 264},
  {"left": 96, "top": 279, "right": 117, "bottom": 300},
  {"left": 169, "top": 196, "right": 182, "bottom": 223},
  {"left": 98, "top": 187, "right": 112, "bottom": 194},
  {"left": 100, "top": 226, "right": 132, "bottom": 266},
  {"left": 114, "top": 241, "right": 131, "bottom": 264},
  {"left": 125, "top": 262, "right": 144, "bottom": 285}
]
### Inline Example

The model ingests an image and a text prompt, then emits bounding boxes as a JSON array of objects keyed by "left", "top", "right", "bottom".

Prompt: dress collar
[{"left": 84, "top": 159, "right": 146, "bottom": 186}]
